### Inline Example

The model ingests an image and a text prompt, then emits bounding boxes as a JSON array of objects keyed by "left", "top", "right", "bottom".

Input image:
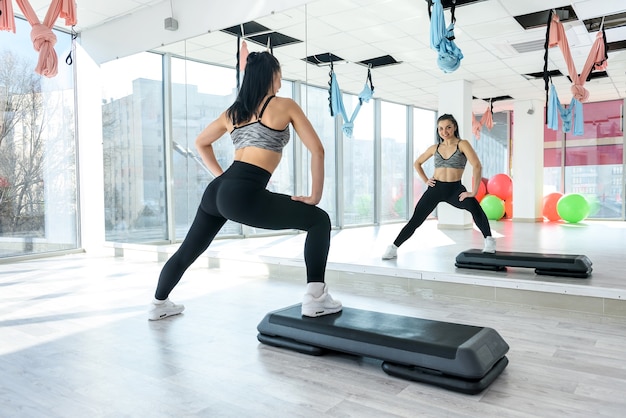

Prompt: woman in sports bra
[
  {"left": 382, "top": 113, "right": 495, "bottom": 260},
  {"left": 149, "top": 52, "right": 341, "bottom": 320}
]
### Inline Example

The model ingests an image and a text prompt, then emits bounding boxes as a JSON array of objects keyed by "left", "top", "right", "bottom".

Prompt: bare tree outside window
[
  {"left": 0, "top": 51, "right": 46, "bottom": 238},
  {"left": 0, "top": 49, "right": 78, "bottom": 256}
]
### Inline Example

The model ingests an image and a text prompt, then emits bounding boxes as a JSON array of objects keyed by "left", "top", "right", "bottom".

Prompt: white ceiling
[{"left": 22, "top": 0, "right": 626, "bottom": 113}]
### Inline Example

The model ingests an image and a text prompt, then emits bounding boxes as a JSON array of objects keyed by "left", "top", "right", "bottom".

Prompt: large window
[
  {"left": 302, "top": 84, "right": 337, "bottom": 223},
  {"left": 474, "top": 111, "right": 510, "bottom": 179},
  {"left": 170, "top": 57, "right": 240, "bottom": 238},
  {"left": 0, "top": 18, "right": 78, "bottom": 258},
  {"left": 544, "top": 99, "right": 624, "bottom": 219},
  {"left": 343, "top": 94, "right": 374, "bottom": 225},
  {"left": 380, "top": 101, "right": 408, "bottom": 222},
  {"left": 412, "top": 108, "right": 436, "bottom": 208},
  {"left": 101, "top": 52, "right": 167, "bottom": 243}
]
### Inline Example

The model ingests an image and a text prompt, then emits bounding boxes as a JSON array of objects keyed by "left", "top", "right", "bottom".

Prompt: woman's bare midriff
[
  {"left": 433, "top": 167, "right": 464, "bottom": 182},
  {"left": 234, "top": 147, "right": 282, "bottom": 174}
]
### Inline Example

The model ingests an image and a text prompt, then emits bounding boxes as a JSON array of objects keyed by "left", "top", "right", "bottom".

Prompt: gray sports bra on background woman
[
  {"left": 433, "top": 142, "right": 467, "bottom": 169},
  {"left": 230, "top": 96, "right": 290, "bottom": 153}
]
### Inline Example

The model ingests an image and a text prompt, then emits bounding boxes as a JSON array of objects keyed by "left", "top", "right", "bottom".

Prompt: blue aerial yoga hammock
[
  {"left": 328, "top": 61, "right": 374, "bottom": 138},
  {"left": 428, "top": 0, "right": 463, "bottom": 73},
  {"left": 547, "top": 83, "right": 583, "bottom": 135}
]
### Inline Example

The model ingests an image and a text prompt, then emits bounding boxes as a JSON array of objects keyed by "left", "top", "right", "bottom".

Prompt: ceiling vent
[
  {"left": 522, "top": 70, "right": 563, "bottom": 80},
  {"left": 514, "top": 6, "right": 577, "bottom": 30},
  {"left": 357, "top": 55, "right": 401, "bottom": 68},
  {"left": 570, "top": 71, "right": 609, "bottom": 83},
  {"left": 583, "top": 12, "right": 626, "bottom": 32},
  {"left": 436, "top": 0, "right": 488, "bottom": 9},
  {"left": 473, "top": 95, "right": 514, "bottom": 103},
  {"left": 607, "top": 39, "right": 626, "bottom": 52},
  {"left": 303, "top": 53, "right": 344, "bottom": 66},
  {"left": 511, "top": 39, "right": 547, "bottom": 54},
  {"left": 221, "top": 21, "right": 302, "bottom": 48}
]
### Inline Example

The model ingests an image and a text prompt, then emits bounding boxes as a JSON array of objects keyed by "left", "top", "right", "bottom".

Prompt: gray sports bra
[
  {"left": 231, "top": 96, "right": 290, "bottom": 153},
  {"left": 434, "top": 142, "right": 467, "bottom": 169}
]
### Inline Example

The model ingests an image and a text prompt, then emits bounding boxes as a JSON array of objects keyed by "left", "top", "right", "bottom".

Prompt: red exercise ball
[
  {"left": 475, "top": 180, "right": 487, "bottom": 202},
  {"left": 504, "top": 199, "right": 513, "bottom": 218},
  {"left": 543, "top": 192, "right": 563, "bottom": 221},
  {"left": 487, "top": 174, "right": 513, "bottom": 201}
]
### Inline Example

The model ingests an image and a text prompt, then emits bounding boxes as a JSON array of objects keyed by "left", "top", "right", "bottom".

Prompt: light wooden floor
[{"left": 1, "top": 220, "right": 626, "bottom": 417}]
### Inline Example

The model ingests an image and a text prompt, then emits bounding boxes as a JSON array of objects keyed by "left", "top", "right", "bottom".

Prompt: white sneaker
[
  {"left": 148, "top": 298, "right": 185, "bottom": 321},
  {"left": 483, "top": 236, "right": 496, "bottom": 253},
  {"left": 301, "top": 284, "right": 342, "bottom": 317},
  {"left": 382, "top": 244, "right": 397, "bottom": 260}
]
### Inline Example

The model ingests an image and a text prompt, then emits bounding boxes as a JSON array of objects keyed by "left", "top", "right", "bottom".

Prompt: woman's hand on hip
[
  {"left": 458, "top": 191, "right": 474, "bottom": 201},
  {"left": 291, "top": 195, "right": 320, "bottom": 205}
]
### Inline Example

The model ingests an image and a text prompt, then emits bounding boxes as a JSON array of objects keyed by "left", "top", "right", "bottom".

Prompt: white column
[
  {"left": 76, "top": 45, "right": 107, "bottom": 254},
  {"left": 437, "top": 79, "right": 473, "bottom": 229},
  {"left": 512, "top": 100, "right": 544, "bottom": 222}
]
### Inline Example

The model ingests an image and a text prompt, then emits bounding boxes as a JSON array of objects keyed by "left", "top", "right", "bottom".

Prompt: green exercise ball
[
  {"left": 557, "top": 193, "right": 590, "bottom": 223},
  {"left": 480, "top": 194, "right": 505, "bottom": 220}
]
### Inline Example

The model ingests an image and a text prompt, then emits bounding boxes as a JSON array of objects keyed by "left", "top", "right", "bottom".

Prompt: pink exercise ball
[
  {"left": 487, "top": 174, "right": 513, "bottom": 201},
  {"left": 475, "top": 180, "right": 487, "bottom": 202},
  {"left": 504, "top": 199, "right": 513, "bottom": 219},
  {"left": 543, "top": 192, "right": 563, "bottom": 222}
]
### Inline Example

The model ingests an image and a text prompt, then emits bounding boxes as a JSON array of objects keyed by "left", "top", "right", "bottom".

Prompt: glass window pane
[
  {"left": 343, "top": 94, "right": 374, "bottom": 225},
  {"left": 0, "top": 18, "right": 78, "bottom": 258},
  {"left": 301, "top": 85, "right": 336, "bottom": 224},
  {"left": 380, "top": 101, "right": 407, "bottom": 221},
  {"left": 170, "top": 57, "right": 240, "bottom": 239},
  {"left": 543, "top": 110, "right": 564, "bottom": 195},
  {"left": 564, "top": 100, "right": 623, "bottom": 219},
  {"left": 412, "top": 108, "right": 436, "bottom": 209},
  {"left": 473, "top": 111, "right": 510, "bottom": 179},
  {"left": 101, "top": 52, "right": 167, "bottom": 243}
]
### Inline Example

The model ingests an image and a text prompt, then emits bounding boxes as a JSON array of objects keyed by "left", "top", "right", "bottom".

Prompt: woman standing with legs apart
[
  {"left": 382, "top": 113, "right": 495, "bottom": 260},
  {"left": 149, "top": 52, "right": 342, "bottom": 320}
]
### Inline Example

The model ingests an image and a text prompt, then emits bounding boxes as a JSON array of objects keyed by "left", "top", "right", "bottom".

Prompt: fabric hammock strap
[
  {"left": 328, "top": 63, "right": 374, "bottom": 138},
  {"left": 429, "top": 0, "right": 463, "bottom": 73}
]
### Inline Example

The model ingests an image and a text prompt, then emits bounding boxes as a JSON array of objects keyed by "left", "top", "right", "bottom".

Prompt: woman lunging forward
[
  {"left": 149, "top": 52, "right": 341, "bottom": 320},
  {"left": 382, "top": 113, "right": 495, "bottom": 260}
]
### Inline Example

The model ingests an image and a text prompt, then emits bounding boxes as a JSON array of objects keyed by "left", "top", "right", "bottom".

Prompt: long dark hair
[
  {"left": 226, "top": 52, "right": 281, "bottom": 125},
  {"left": 436, "top": 113, "right": 460, "bottom": 142}
]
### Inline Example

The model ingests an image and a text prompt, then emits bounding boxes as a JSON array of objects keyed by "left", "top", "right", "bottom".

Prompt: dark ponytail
[{"left": 226, "top": 52, "right": 281, "bottom": 125}]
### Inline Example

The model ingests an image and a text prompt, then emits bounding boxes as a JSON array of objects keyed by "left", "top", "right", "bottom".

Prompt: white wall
[{"left": 512, "top": 99, "right": 544, "bottom": 222}]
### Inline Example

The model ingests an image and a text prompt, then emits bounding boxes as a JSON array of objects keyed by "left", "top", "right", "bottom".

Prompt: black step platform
[
  {"left": 455, "top": 249, "right": 592, "bottom": 278},
  {"left": 257, "top": 304, "right": 509, "bottom": 394}
]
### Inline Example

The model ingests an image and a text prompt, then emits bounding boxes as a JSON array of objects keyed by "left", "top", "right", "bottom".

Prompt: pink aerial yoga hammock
[
  {"left": 544, "top": 11, "right": 608, "bottom": 135},
  {"left": 239, "top": 40, "right": 249, "bottom": 71},
  {"left": 548, "top": 12, "right": 608, "bottom": 102},
  {"left": 0, "top": 0, "right": 77, "bottom": 77},
  {"left": 472, "top": 103, "right": 493, "bottom": 140},
  {"left": 236, "top": 35, "right": 248, "bottom": 91}
]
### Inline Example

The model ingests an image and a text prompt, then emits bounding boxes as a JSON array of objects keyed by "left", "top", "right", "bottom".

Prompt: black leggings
[
  {"left": 393, "top": 180, "right": 492, "bottom": 247},
  {"left": 155, "top": 161, "right": 331, "bottom": 300}
]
